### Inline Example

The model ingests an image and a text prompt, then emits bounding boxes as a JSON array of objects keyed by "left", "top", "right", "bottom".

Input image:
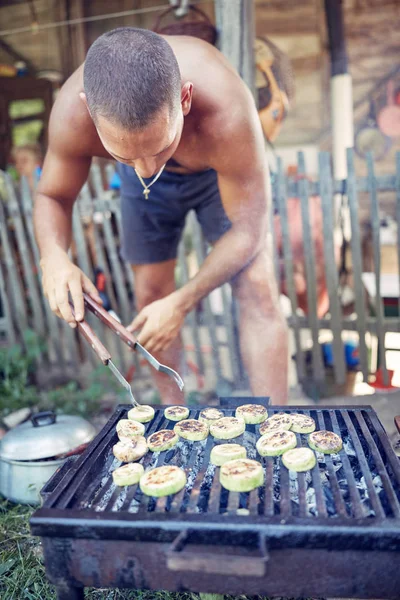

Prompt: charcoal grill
[{"left": 30, "top": 398, "right": 400, "bottom": 600}]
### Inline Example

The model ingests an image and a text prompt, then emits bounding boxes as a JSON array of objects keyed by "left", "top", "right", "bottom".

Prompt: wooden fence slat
[
  {"left": 367, "top": 152, "right": 388, "bottom": 385},
  {"left": 103, "top": 165, "right": 136, "bottom": 298},
  {"left": 90, "top": 169, "right": 127, "bottom": 371},
  {"left": 318, "top": 152, "right": 346, "bottom": 384},
  {"left": 71, "top": 201, "right": 98, "bottom": 367},
  {"left": 91, "top": 165, "right": 130, "bottom": 324},
  {"left": 72, "top": 202, "right": 93, "bottom": 279},
  {"left": 291, "top": 314, "right": 400, "bottom": 335},
  {"left": 188, "top": 211, "right": 223, "bottom": 385},
  {"left": 60, "top": 318, "right": 81, "bottom": 366},
  {"left": 177, "top": 237, "right": 205, "bottom": 377},
  {"left": 297, "top": 152, "right": 324, "bottom": 382},
  {"left": 113, "top": 199, "right": 136, "bottom": 299},
  {"left": 4, "top": 174, "right": 45, "bottom": 337},
  {"left": 0, "top": 256, "right": 16, "bottom": 345},
  {"left": 0, "top": 187, "right": 29, "bottom": 336},
  {"left": 346, "top": 148, "right": 369, "bottom": 380},
  {"left": 275, "top": 158, "right": 305, "bottom": 381},
  {"left": 80, "top": 183, "right": 118, "bottom": 311},
  {"left": 19, "top": 177, "right": 63, "bottom": 365},
  {"left": 220, "top": 282, "right": 241, "bottom": 383},
  {"left": 269, "top": 176, "right": 281, "bottom": 287},
  {"left": 395, "top": 153, "right": 400, "bottom": 321}
]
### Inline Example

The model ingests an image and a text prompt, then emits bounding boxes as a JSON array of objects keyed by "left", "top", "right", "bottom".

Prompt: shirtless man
[{"left": 34, "top": 28, "right": 288, "bottom": 405}]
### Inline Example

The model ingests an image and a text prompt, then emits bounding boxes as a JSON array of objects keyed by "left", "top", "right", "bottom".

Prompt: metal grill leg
[{"left": 56, "top": 584, "right": 84, "bottom": 600}]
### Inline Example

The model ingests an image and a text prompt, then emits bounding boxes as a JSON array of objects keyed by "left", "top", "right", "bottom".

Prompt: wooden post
[{"left": 215, "top": 0, "right": 256, "bottom": 97}]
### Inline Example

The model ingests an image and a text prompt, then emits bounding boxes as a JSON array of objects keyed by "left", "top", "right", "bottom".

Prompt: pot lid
[{"left": 0, "top": 411, "right": 96, "bottom": 461}]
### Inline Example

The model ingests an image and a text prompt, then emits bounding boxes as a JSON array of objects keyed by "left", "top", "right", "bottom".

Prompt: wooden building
[{"left": 0, "top": 0, "right": 399, "bottom": 175}]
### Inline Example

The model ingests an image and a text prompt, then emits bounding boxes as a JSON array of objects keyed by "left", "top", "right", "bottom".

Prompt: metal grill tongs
[{"left": 71, "top": 293, "right": 184, "bottom": 405}]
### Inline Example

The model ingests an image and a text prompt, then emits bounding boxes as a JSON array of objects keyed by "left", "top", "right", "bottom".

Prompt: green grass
[{"left": 0, "top": 499, "right": 313, "bottom": 600}]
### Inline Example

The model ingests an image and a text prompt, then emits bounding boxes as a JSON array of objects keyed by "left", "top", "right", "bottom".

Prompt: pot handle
[
  {"left": 166, "top": 529, "right": 269, "bottom": 577},
  {"left": 31, "top": 411, "right": 57, "bottom": 427}
]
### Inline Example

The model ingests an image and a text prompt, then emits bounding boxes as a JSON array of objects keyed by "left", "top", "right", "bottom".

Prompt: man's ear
[
  {"left": 181, "top": 82, "right": 193, "bottom": 116},
  {"left": 79, "top": 92, "right": 90, "bottom": 112}
]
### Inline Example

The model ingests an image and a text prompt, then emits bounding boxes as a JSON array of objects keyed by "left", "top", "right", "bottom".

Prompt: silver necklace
[{"left": 134, "top": 164, "right": 166, "bottom": 199}]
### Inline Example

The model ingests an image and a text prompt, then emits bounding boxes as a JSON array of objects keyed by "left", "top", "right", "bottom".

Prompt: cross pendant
[{"left": 143, "top": 188, "right": 150, "bottom": 200}]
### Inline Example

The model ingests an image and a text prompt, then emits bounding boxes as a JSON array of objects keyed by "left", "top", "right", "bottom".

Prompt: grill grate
[
  {"left": 30, "top": 402, "right": 400, "bottom": 600},
  {"left": 37, "top": 405, "right": 400, "bottom": 525}
]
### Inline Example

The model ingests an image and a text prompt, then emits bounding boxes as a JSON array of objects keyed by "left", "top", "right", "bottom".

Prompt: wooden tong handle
[
  {"left": 395, "top": 416, "right": 400, "bottom": 435},
  {"left": 83, "top": 293, "right": 137, "bottom": 349},
  {"left": 70, "top": 303, "right": 111, "bottom": 364}
]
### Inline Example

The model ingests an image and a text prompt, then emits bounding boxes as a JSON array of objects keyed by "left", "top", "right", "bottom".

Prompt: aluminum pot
[{"left": 0, "top": 411, "right": 96, "bottom": 504}]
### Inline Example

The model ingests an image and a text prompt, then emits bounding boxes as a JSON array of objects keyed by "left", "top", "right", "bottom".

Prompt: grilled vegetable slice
[
  {"left": 290, "top": 413, "right": 316, "bottom": 434},
  {"left": 256, "top": 430, "right": 297, "bottom": 457},
  {"left": 147, "top": 429, "right": 179, "bottom": 452},
  {"left": 210, "top": 417, "right": 246, "bottom": 440},
  {"left": 235, "top": 404, "right": 268, "bottom": 424},
  {"left": 198, "top": 407, "right": 224, "bottom": 425},
  {"left": 112, "top": 463, "right": 144, "bottom": 486},
  {"left": 164, "top": 406, "right": 190, "bottom": 421},
  {"left": 174, "top": 419, "right": 209, "bottom": 441},
  {"left": 140, "top": 465, "right": 187, "bottom": 497},
  {"left": 282, "top": 447, "right": 316, "bottom": 472},
  {"left": 259, "top": 412, "right": 292, "bottom": 435},
  {"left": 116, "top": 419, "right": 145, "bottom": 440},
  {"left": 113, "top": 436, "right": 148, "bottom": 462},
  {"left": 308, "top": 430, "right": 343, "bottom": 454},
  {"left": 210, "top": 443, "right": 247, "bottom": 466},
  {"left": 127, "top": 405, "right": 155, "bottom": 423},
  {"left": 220, "top": 458, "right": 264, "bottom": 492}
]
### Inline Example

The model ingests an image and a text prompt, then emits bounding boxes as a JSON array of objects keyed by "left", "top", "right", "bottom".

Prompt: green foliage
[
  {"left": 40, "top": 364, "right": 125, "bottom": 419},
  {"left": 0, "top": 331, "right": 125, "bottom": 421},
  {"left": 0, "top": 330, "right": 43, "bottom": 418}
]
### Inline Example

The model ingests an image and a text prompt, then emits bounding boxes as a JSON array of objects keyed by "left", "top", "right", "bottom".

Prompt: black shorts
[{"left": 118, "top": 163, "right": 232, "bottom": 265}]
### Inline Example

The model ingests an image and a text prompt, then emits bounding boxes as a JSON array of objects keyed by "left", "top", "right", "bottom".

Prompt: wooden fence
[{"left": 1, "top": 149, "right": 399, "bottom": 398}]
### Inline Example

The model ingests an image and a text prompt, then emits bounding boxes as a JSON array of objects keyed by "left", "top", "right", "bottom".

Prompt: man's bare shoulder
[
  {"left": 49, "top": 66, "right": 102, "bottom": 158},
  {"left": 199, "top": 70, "right": 263, "bottom": 172}
]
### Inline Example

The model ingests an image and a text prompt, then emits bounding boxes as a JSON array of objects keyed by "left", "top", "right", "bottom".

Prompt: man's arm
[
  {"left": 176, "top": 114, "right": 269, "bottom": 312},
  {"left": 129, "top": 100, "right": 270, "bottom": 351},
  {"left": 34, "top": 100, "right": 102, "bottom": 325}
]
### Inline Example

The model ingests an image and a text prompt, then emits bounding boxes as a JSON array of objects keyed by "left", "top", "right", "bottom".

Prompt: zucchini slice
[
  {"left": 210, "top": 443, "right": 247, "bottom": 466},
  {"left": 235, "top": 404, "right": 268, "bottom": 424},
  {"left": 140, "top": 465, "right": 187, "bottom": 497},
  {"left": 308, "top": 430, "right": 343, "bottom": 454},
  {"left": 256, "top": 430, "right": 297, "bottom": 457},
  {"left": 290, "top": 413, "right": 316, "bottom": 434},
  {"left": 198, "top": 407, "right": 224, "bottom": 425},
  {"left": 210, "top": 417, "right": 246, "bottom": 440},
  {"left": 282, "top": 447, "right": 316, "bottom": 472},
  {"left": 113, "top": 436, "right": 148, "bottom": 462},
  {"left": 127, "top": 405, "right": 155, "bottom": 423},
  {"left": 174, "top": 419, "right": 209, "bottom": 441},
  {"left": 116, "top": 418, "right": 145, "bottom": 440},
  {"left": 259, "top": 412, "right": 292, "bottom": 435},
  {"left": 220, "top": 458, "right": 264, "bottom": 492},
  {"left": 112, "top": 463, "right": 144, "bottom": 486},
  {"left": 147, "top": 429, "right": 179, "bottom": 452},
  {"left": 164, "top": 406, "right": 190, "bottom": 421}
]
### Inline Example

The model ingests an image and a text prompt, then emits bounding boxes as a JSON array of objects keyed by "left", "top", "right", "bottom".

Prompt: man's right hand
[{"left": 40, "top": 247, "right": 102, "bottom": 327}]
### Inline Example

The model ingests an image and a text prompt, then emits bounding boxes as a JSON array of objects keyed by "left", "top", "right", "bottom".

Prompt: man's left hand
[{"left": 127, "top": 292, "right": 186, "bottom": 353}]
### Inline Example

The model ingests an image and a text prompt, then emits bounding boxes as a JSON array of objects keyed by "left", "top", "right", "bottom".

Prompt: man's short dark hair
[{"left": 83, "top": 27, "right": 181, "bottom": 130}]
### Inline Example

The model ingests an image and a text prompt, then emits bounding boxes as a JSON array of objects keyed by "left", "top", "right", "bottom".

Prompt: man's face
[{"left": 96, "top": 102, "right": 184, "bottom": 179}]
